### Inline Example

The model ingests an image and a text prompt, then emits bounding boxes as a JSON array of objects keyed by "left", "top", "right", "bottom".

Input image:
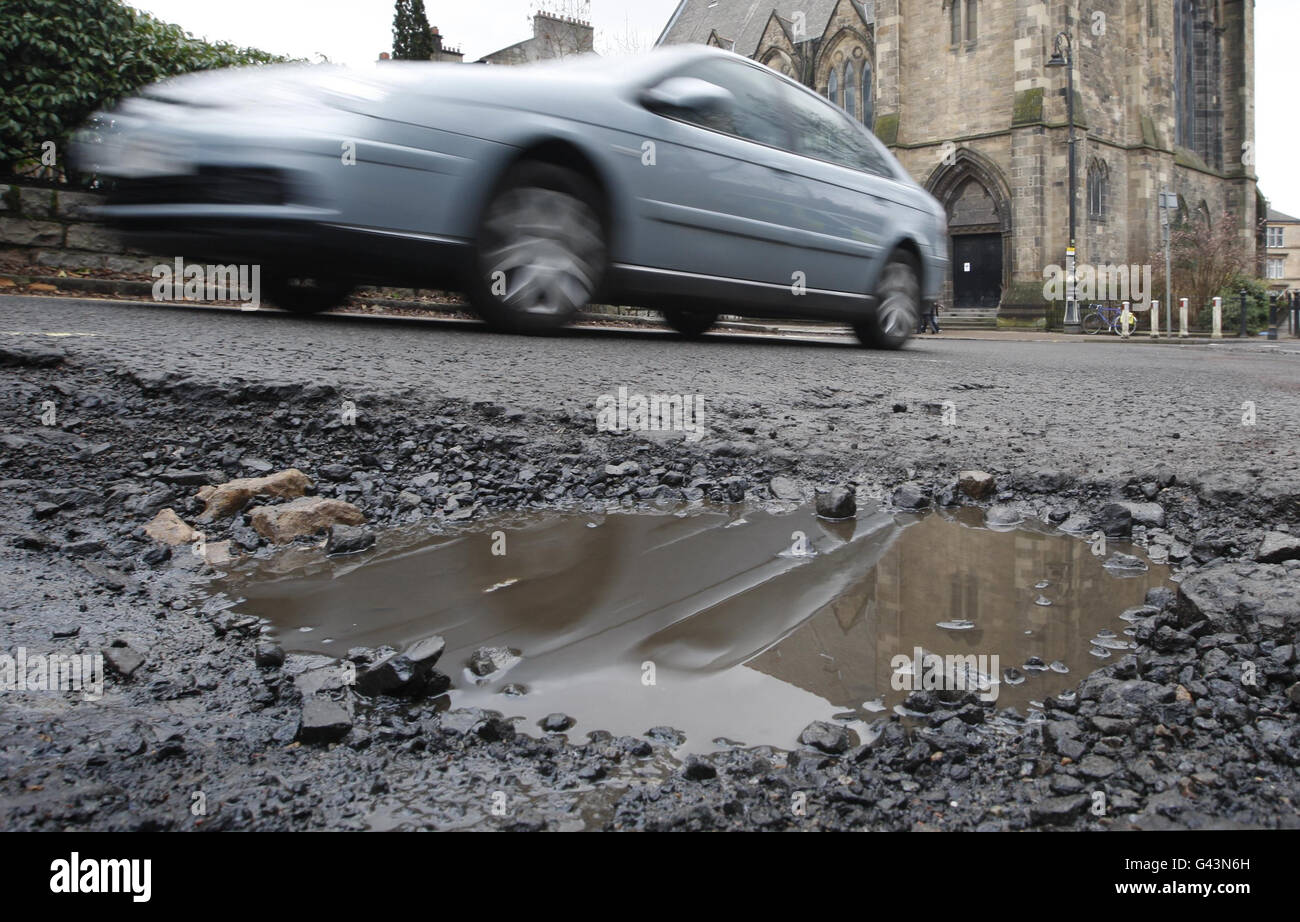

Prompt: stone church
[{"left": 657, "top": 0, "right": 1258, "bottom": 327}]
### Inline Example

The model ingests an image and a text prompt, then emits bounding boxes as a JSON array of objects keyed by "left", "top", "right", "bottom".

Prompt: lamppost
[{"left": 1047, "top": 31, "right": 1079, "bottom": 332}]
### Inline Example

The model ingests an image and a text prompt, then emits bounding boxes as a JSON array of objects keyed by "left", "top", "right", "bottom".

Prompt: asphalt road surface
[
  {"left": 4, "top": 295, "right": 1298, "bottom": 488},
  {"left": 2, "top": 293, "right": 1298, "bottom": 832}
]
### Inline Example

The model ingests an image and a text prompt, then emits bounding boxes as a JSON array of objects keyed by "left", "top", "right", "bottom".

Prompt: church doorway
[
  {"left": 925, "top": 152, "right": 1013, "bottom": 320},
  {"left": 952, "top": 233, "right": 1003, "bottom": 308}
]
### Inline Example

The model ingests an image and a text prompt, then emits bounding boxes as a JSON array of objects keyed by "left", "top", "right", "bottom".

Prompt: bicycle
[{"left": 1082, "top": 303, "right": 1139, "bottom": 336}]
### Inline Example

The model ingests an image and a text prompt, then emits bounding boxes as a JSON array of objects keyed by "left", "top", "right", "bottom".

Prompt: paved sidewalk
[
  {"left": 920, "top": 328, "right": 1300, "bottom": 346},
  {"left": 705, "top": 318, "right": 1300, "bottom": 348}
]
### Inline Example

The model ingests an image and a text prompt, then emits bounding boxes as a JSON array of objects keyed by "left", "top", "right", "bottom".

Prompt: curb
[
  {"left": 2, "top": 272, "right": 1295, "bottom": 347},
  {"left": 0, "top": 272, "right": 843, "bottom": 338}
]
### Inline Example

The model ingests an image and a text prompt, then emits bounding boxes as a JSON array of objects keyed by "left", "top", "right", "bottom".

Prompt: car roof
[{"left": 366, "top": 43, "right": 733, "bottom": 84}]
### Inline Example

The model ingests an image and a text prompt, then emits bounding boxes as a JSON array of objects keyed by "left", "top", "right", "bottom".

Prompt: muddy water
[{"left": 221, "top": 505, "right": 1172, "bottom": 753}]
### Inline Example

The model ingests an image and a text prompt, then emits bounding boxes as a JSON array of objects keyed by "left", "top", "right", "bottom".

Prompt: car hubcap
[
  {"left": 481, "top": 187, "right": 602, "bottom": 317},
  {"left": 877, "top": 262, "right": 919, "bottom": 338}
]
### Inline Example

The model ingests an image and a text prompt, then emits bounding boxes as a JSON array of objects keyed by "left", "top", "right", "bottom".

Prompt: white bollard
[
  {"left": 1150, "top": 299, "right": 1160, "bottom": 337},
  {"left": 1212, "top": 297, "right": 1223, "bottom": 338},
  {"left": 1120, "top": 301, "right": 1132, "bottom": 337},
  {"left": 1179, "top": 298, "right": 1189, "bottom": 338}
]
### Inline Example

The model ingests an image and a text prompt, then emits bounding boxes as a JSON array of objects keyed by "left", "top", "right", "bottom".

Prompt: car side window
[
  {"left": 660, "top": 59, "right": 790, "bottom": 149},
  {"left": 777, "top": 82, "right": 889, "bottom": 176}
]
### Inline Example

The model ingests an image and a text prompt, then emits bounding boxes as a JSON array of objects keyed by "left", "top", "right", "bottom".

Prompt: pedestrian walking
[{"left": 916, "top": 301, "right": 941, "bottom": 334}]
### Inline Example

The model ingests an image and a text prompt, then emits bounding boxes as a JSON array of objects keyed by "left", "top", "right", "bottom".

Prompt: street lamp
[{"left": 1047, "top": 31, "right": 1079, "bottom": 332}]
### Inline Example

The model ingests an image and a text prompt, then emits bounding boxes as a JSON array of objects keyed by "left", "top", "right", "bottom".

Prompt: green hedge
[
  {"left": 1218, "top": 275, "right": 1277, "bottom": 335},
  {"left": 0, "top": 0, "right": 291, "bottom": 177}
]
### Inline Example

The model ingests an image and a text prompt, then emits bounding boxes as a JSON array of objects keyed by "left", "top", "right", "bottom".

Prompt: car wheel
[
  {"left": 663, "top": 309, "right": 718, "bottom": 338},
  {"left": 470, "top": 162, "right": 606, "bottom": 334},
  {"left": 854, "top": 254, "right": 920, "bottom": 350},
  {"left": 264, "top": 273, "right": 353, "bottom": 314}
]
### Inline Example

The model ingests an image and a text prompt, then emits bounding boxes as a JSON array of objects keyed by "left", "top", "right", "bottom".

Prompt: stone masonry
[{"left": 660, "top": 0, "right": 1258, "bottom": 327}]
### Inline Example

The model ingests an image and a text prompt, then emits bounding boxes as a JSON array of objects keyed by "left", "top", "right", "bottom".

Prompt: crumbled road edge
[{"left": 1, "top": 343, "right": 1297, "bottom": 831}]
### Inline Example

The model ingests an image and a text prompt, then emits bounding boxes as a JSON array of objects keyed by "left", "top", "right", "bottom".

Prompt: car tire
[
  {"left": 469, "top": 162, "right": 607, "bottom": 334},
  {"left": 854, "top": 253, "right": 920, "bottom": 350},
  {"left": 663, "top": 309, "right": 718, "bottom": 338},
  {"left": 264, "top": 273, "right": 353, "bottom": 314}
]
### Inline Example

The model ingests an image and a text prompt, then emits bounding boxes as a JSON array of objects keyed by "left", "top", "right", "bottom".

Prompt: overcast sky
[{"left": 132, "top": 0, "right": 1299, "bottom": 216}]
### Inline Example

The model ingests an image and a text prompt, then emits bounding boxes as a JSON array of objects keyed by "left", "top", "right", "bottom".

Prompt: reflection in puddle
[{"left": 219, "top": 505, "right": 1171, "bottom": 754}]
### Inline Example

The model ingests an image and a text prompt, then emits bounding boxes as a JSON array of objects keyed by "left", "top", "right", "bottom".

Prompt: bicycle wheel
[{"left": 1082, "top": 313, "right": 1104, "bottom": 334}]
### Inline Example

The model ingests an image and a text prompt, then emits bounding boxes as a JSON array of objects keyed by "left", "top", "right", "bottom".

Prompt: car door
[
  {"left": 621, "top": 58, "right": 810, "bottom": 291},
  {"left": 767, "top": 80, "right": 899, "bottom": 297}
]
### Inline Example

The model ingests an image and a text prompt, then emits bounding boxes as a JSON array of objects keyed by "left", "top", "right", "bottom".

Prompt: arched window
[
  {"left": 951, "top": 0, "right": 978, "bottom": 44},
  {"left": 827, "top": 67, "right": 840, "bottom": 108},
  {"left": 1174, "top": 0, "right": 1196, "bottom": 149},
  {"left": 1087, "top": 160, "right": 1108, "bottom": 219},
  {"left": 1174, "top": 0, "right": 1223, "bottom": 169},
  {"left": 843, "top": 62, "right": 856, "bottom": 117},
  {"left": 861, "top": 57, "right": 873, "bottom": 126}
]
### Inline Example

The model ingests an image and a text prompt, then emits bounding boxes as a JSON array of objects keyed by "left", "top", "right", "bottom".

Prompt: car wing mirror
[{"left": 639, "top": 77, "right": 735, "bottom": 116}]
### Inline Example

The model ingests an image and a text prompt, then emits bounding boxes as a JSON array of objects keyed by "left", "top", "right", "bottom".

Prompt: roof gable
[{"left": 657, "top": 0, "right": 872, "bottom": 58}]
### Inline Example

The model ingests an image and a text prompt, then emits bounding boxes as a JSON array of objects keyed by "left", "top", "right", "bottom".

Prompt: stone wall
[
  {"left": 478, "top": 13, "right": 594, "bottom": 65},
  {"left": 0, "top": 183, "right": 155, "bottom": 274},
  {"left": 872, "top": 0, "right": 1255, "bottom": 325}
]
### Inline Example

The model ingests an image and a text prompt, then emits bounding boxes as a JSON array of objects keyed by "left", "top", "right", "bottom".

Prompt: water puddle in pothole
[{"left": 217, "top": 504, "right": 1172, "bottom": 754}]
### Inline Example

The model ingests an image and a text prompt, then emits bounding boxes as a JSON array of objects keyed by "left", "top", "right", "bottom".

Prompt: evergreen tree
[{"left": 392, "top": 0, "right": 434, "bottom": 61}]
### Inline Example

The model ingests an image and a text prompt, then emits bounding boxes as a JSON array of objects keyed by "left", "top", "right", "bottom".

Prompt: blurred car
[{"left": 73, "top": 45, "right": 949, "bottom": 349}]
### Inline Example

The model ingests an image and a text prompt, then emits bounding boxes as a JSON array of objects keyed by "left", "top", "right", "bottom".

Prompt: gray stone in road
[
  {"left": 891, "top": 482, "right": 929, "bottom": 510},
  {"left": 1077, "top": 754, "right": 1119, "bottom": 779},
  {"left": 541, "top": 713, "right": 575, "bottom": 732},
  {"left": 326, "top": 524, "right": 375, "bottom": 556},
  {"left": 297, "top": 698, "right": 352, "bottom": 744},
  {"left": 1094, "top": 503, "right": 1133, "bottom": 537},
  {"left": 1256, "top": 531, "right": 1300, "bottom": 564},
  {"left": 816, "top": 485, "right": 856, "bottom": 519},
  {"left": 404, "top": 635, "right": 446, "bottom": 668},
  {"left": 958, "top": 470, "right": 996, "bottom": 500},
  {"left": 1029, "top": 794, "right": 1089, "bottom": 826},
  {"left": 605, "top": 461, "right": 641, "bottom": 477},
  {"left": 985, "top": 504, "right": 1023, "bottom": 527},
  {"left": 102, "top": 643, "right": 146, "bottom": 678},
  {"left": 1117, "top": 501, "right": 1166, "bottom": 528},
  {"left": 0, "top": 342, "right": 65, "bottom": 367},
  {"left": 769, "top": 476, "right": 801, "bottom": 500},
  {"left": 799, "top": 720, "right": 854, "bottom": 754}
]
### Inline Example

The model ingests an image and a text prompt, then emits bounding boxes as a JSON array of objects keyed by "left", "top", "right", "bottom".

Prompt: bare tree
[
  {"left": 1142, "top": 211, "right": 1251, "bottom": 325},
  {"left": 532, "top": 0, "right": 591, "bottom": 21},
  {"left": 597, "top": 14, "right": 651, "bottom": 58}
]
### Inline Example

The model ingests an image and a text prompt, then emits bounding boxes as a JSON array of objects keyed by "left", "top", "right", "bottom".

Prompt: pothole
[{"left": 216, "top": 504, "right": 1172, "bottom": 754}]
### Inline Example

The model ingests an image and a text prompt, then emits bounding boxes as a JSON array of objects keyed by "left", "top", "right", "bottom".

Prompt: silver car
[{"left": 74, "top": 46, "right": 949, "bottom": 349}]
